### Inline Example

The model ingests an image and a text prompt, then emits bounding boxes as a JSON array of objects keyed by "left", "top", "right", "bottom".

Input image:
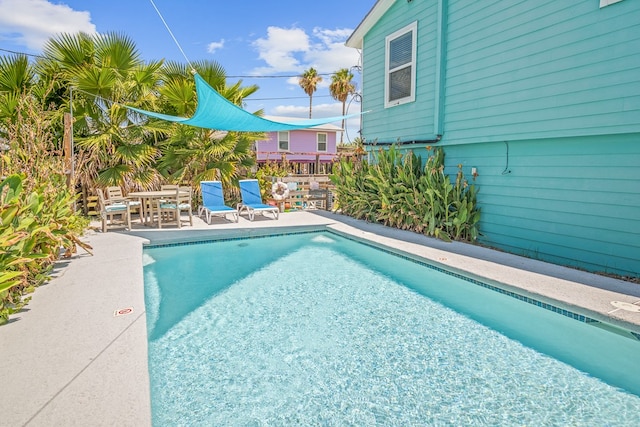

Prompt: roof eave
[{"left": 345, "top": 0, "right": 396, "bottom": 49}]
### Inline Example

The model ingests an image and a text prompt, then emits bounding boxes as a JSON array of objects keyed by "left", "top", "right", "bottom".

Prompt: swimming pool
[{"left": 143, "top": 230, "right": 640, "bottom": 426}]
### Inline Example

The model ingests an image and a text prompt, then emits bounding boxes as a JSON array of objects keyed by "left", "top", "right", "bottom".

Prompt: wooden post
[{"left": 63, "top": 112, "right": 73, "bottom": 188}]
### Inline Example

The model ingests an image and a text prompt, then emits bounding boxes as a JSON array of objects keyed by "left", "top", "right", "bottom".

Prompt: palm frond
[
  {"left": 94, "top": 32, "right": 142, "bottom": 73},
  {"left": 115, "top": 143, "right": 158, "bottom": 166},
  {"left": 96, "top": 164, "right": 132, "bottom": 186},
  {"left": 0, "top": 54, "right": 34, "bottom": 92}
]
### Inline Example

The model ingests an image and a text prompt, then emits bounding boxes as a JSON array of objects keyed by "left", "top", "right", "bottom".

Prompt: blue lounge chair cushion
[
  {"left": 199, "top": 181, "right": 239, "bottom": 223},
  {"left": 238, "top": 179, "right": 279, "bottom": 221}
]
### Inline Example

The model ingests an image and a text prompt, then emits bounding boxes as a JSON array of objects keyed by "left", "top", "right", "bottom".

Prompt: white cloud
[
  {"left": 311, "top": 27, "right": 353, "bottom": 48},
  {"left": 207, "top": 39, "right": 225, "bottom": 54},
  {"left": 285, "top": 76, "right": 300, "bottom": 87},
  {"left": 251, "top": 26, "right": 309, "bottom": 75},
  {"left": 0, "top": 0, "right": 96, "bottom": 50},
  {"left": 306, "top": 28, "right": 360, "bottom": 79},
  {"left": 250, "top": 25, "right": 359, "bottom": 77}
]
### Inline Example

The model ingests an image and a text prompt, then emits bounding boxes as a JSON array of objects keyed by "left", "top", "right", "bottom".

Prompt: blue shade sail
[{"left": 126, "top": 73, "right": 360, "bottom": 132}]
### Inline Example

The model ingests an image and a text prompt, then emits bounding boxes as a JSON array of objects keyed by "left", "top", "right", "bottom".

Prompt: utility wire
[
  {"left": 0, "top": 47, "right": 342, "bottom": 79},
  {"left": 0, "top": 47, "right": 44, "bottom": 59},
  {"left": 247, "top": 95, "right": 336, "bottom": 101}
]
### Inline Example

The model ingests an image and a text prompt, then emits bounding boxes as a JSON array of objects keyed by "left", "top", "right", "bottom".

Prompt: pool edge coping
[{"left": 142, "top": 223, "right": 640, "bottom": 339}]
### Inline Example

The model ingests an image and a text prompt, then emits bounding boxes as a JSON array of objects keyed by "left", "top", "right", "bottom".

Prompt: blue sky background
[{"left": 0, "top": 0, "right": 374, "bottom": 141}]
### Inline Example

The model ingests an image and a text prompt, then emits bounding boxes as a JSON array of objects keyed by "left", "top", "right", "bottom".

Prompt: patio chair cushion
[
  {"left": 159, "top": 202, "right": 191, "bottom": 210},
  {"left": 104, "top": 203, "right": 128, "bottom": 212}
]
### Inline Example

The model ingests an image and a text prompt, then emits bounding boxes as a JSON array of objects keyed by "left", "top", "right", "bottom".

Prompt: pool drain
[
  {"left": 113, "top": 307, "right": 133, "bottom": 317},
  {"left": 609, "top": 301, "right": 640, "bottom": 313}
]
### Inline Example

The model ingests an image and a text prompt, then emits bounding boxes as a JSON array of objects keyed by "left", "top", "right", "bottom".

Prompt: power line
[
  {"left": 0, "top": 46, "right": 361, "bottom": 104},
  {"left": 0, "top": 47, "right": 44, "bottom": 59},
  {"left": 246, "top": 95, "right": 335, "bottom": 101},
  {"left": 0, "top": 47, "right": 349, "bottom": 79}
]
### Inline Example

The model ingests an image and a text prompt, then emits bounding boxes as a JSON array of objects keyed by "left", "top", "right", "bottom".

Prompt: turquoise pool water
[{"left": 143, "top": 231, "right": 640, "bottom": 426}]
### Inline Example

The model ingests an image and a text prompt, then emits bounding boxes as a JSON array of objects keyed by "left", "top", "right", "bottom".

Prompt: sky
[{"left": 0, "top": 0, "right": 375, "bottom": 141}]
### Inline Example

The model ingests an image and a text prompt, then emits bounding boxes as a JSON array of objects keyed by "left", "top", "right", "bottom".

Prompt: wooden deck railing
[{"left": 266, "top": 175, "right": 334, "bottom": 210}]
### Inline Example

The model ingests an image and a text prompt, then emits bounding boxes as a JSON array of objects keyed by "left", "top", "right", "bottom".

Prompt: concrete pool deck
[{"left": 1, "top": 210, "right": 639, "bottom": 426}]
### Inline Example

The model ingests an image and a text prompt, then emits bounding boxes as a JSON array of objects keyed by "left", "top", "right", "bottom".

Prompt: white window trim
[
  {"left": 384, "top": 21, "right": 417, "bottom": 108},
  {"left": 277, "top": 131, "right": 289, "bottom": 151},
  {"left": 316, "top": 133, "right": 328, "bottom": 152},
  {"left": 600, "top": 0, "right": 623, "bottom": 7}
]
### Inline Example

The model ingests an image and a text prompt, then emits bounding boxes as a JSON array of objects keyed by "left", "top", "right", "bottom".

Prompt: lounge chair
[
  {"left": 97, "top": 189, "right": 131, "bottom": 232},
  {"left": 198, "top": 181, "right": 239, "bottom": 223},
  {"left": 237, "top": 179, "right": 279, "bottom": 221}
]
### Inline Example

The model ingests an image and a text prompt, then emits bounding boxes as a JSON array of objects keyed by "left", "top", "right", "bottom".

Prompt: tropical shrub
[
  {"left": 0, "top": 174, "right": 90, "bottom": 324},
  {"left": 0, "top": 85, "right": 90, "bottom": 324},
  {"left": 330, "top": 145, "right": 480, "bottom": 242}
]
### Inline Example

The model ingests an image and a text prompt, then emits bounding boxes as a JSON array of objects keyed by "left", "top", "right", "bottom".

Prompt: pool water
[{"left": 143, "top": 232, "right": 640, "bottom": 426}]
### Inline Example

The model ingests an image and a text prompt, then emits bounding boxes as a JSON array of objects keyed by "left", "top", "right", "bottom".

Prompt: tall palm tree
[
  {"left": 329, "top": 68, "right": 356, "bottom": 144},
  {"left": 299, "top": 67, "right": 322, "bottom": 118}
]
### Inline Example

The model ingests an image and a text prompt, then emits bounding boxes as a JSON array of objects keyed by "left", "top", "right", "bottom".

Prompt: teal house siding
[
  {"left": 361, "top": 0, "right": 439, "bottom": 141},
  {"left": 347, "top": 0, "right": 640, "bottom": 277},
  {"left": 444, "top": 0, "right": 640, "bottom": 144},
  {"left": 444, "top": 135, "right": 640, "bottom": 276}
]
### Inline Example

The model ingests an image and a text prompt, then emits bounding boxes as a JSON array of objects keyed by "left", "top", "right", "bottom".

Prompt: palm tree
[
  {"left": 299, "top": 67, "right": 322, "bottom": 118},
  {"left": 153, "top": 60, "right": 260, "bottom": 188},
  {"left": 36, "top": 32, "right": 164, "bottom": 192},
  {"left": 0, "top": 54, "right": 37, "bottom": 132},
  {"left": 18, "top": 32, "right": 260, "bottom": 201},
  {"left": 329, "top": 68, "right": 356, "bottom": 144},
  {"left": 0, "top": 53, "right": 66, "bottom": 190}
]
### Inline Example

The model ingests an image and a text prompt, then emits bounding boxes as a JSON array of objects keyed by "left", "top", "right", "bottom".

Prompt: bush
[
  {"left": 0, "top": 174, "right": 90, "bottom": 323},
  {"left": 330, "top": 145, "right": 480, "bottom": 242},
  {"left": 0, "top": 89, "right": 91, "bottom": 324}
]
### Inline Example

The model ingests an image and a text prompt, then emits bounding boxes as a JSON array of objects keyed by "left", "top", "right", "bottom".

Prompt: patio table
[{"left": 128, "top": 190, "right": 190, "bottom": 227}]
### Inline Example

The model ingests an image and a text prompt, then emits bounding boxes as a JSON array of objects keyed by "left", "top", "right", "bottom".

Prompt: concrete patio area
[{"left": 1, "top": 210, "right": 639, "bottom": 426}]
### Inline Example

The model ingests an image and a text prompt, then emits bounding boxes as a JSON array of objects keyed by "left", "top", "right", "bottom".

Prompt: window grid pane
[
  {"left": 389, "top": 32, "right": 412, "bottom": 70},
  {"left": 389, "top": 66, "right": 412, "bottom": 102},
  {"left": 278, "top": 132, "right": 289, "bottom": 150},
  {"left": 385, "top": 22, "right": 416, "bottom": 107},
  {"left": 317, "top": 133, "right": 327, "bottom": 151}
]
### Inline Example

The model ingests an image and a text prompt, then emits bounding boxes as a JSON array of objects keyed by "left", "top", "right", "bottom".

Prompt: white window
[
  {"left": 278, "top": 131, "right": 289, "bottom": 151},
  {"left": 385, "top": 21, "right": 417, "bottom": 108},
  {"left": 317, "top": 133, "right": 327, "bottom": 152}
]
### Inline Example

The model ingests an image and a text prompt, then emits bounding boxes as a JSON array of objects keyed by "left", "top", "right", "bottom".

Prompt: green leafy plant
[
  {"left": 0, "top": 174, "right": 91, "bottom": 324},
  {"left": 0, "top": 83, "right": 91, "bottom": 324},
  {"left": 255, "top": 160, "right": 289, "bottom": 201},
  {"left": 331, "top": 145, "right": 480, "bottom": 242}
]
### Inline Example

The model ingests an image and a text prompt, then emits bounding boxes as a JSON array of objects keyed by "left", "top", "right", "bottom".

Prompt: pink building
[{"left": 255, "top": 117, "right": 342, "bottom": 169}]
